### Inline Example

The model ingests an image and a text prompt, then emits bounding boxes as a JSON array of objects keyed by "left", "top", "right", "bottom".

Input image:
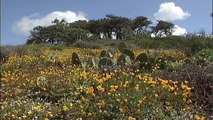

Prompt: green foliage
[
  {"left": 193, "top": 49, "right": 213, "bottom": 63},
  {"left": 118, "top": 42, "right": 128, "bottom": 53},
  {"left": 65, "top": 28, "right": 89, "bottom": 45},
  {"left": 25, "top": 13, "right": 213, "bottom": 56},
  {"left": 27, "top": 19, "right": 90, "bottom": 45},
  {"left": 49, "top": 45, "right": 64, "bottom": 51},
  {"left": 100, "top": 50, "right": 107, "bottom": 58},
  {"left": 87, "top": 57, "right": 100, "bottom": 68},
  {"left": 153, "top": 20, "right": 174, "bottom": 37},
  {"left": 0, "top": 45, "right": 27, "bottom": 62},
  {"left": 72, "top": 52, "right": 81, "bottom": 66},
  {"left": 69, "top": 20, "right": 88, "bottom": 30},
  {"left": 117, "top": 42, "right": 167, "bottom": 72},
  {"left": 87, "top": 35, "right": 99, "bottom": 41},
  {"left": 2, "top": 47, "right": 209, "bottom": 119},
  {"left": 123, "top": 27, "right": 135, "bottom": 40},
  {"left": 118, "top": 42, "right": 136, "bottom": 65},
  {"left": 135, "top": 53, "right": 149, "bottom": 63},
  {"left": 99, "top": 50, "right": 113, "bottom": 59},
  {"left": 98, "top": 57, "right": 108, "bottom": 68},
  {"left": 135, "top": 53, "right": 167, "bottom": 71},
  {"left": 158, "top": 63, "right": 213, "bottom": 116},
  {"left": 117, "top": 54, "right": 126, "bottom": 66},
  {"left": 122, "top": 49, "right": 135, "bottom": 62},
  {"left": 98, "top": 57, "right": 113, "bottom": 68},
  {"left": 73, "top": 41, "right": 101, "bottom": 49},
  {"left": 48, "top": 53, "right": 59, "bottom": 61},
  {"left": 180, "top": 36, "right": 213, "bottom": 56},
  {"left": 106, "top": 14, "right": 132, "bottom": 39},
  {"left": 132, "top": 16, "right": 152, "bottom": 34},
  {"left": 117, "top": 54, "right": 132, "bottom": 66},
  {"left": 154, "top": 57, "right": 167, "bottom": 70}
]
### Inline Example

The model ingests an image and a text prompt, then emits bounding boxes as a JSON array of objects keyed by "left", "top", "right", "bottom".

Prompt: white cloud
[
  {"left": 154, "top": 2, "right": 190, "bottom": 21},
  {"left": 13, "top": 11, "right": 88, "bottom": 36},
  {"left": 172, "top": 25, "right": 187, "bottom": 36}
]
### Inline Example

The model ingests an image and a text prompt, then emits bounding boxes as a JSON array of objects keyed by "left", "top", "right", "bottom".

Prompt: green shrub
[
  {"left": 193, "top": 49, "right": 213, "bottom": 63},
  {"left": 49, "top": 45, "right": 64, "bottom": 51},
  {"left": 73, "top": 41, "right": 101, "bottom": 49},
  {"left": 0, "top": 45, "right": 27, "bottom": 63},
  {"left": 157, "top": 63, "right": 213, "bottom": 116}
]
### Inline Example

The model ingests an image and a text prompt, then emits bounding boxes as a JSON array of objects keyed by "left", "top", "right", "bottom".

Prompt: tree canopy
[
  {"left": 26, "top": 15, "right": 175, "bottom": 45},
  {"left": 152, "top": 20, "right": 174, "bottom": 37}
]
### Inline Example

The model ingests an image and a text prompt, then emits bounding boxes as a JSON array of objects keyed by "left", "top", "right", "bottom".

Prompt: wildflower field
[{"left": 1, "top": 43, "right": 211, "bottom": 119}]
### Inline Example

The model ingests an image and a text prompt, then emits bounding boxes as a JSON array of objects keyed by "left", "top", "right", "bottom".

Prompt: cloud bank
[
  {"left": 13, "top": 11, "right": 88, "bottom": 36},
  {"left": 154, "top": 2, "right": 190, "bottom": 21}
]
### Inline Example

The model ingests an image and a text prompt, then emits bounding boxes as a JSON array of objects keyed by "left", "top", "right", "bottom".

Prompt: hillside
[{"left": 1, "top": 37, "right": 213, "bottom": 119}]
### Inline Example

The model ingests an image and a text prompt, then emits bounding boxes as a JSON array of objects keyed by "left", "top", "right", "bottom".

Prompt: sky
[{"left": 1, "top": 0, "right": 212, "bottom": 45}]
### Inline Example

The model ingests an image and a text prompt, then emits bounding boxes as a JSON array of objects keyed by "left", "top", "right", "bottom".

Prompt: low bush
[
  {"left": 0, "top": 45, "right": 27, "bottom": 63},
  {"left": 73, "top": 41, "right": 101, "bottom": 49},
  {"left": 157, "top": 63, "right": 213, "bottom": 117},
  {"left": 49, "top": 45, "right": 64, "bottom": 51},
  {"left": 193, "top": 49, "right": 213, "bottom": 63}
]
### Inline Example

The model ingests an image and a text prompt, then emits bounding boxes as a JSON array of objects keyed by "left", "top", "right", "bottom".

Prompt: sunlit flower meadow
[{"left": 1, "top": 47, "right": 205, "bottom": 119}]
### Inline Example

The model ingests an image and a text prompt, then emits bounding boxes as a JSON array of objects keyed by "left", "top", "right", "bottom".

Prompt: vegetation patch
[{"left": 1, "top": 43, "right": 212, "bottom": 119}]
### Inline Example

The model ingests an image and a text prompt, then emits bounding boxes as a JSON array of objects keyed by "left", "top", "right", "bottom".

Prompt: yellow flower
[
  {"left": 195, "top": 115, "right": 206, "bottom": 120},
  {"left": 106, "top": 73, "right": 112, "bottom": 79},
  {"left": 172, "top": 81, "right": 179, "bottom": 85},
  {"left": 161, "top": 80, "right": 168, "bottom": 85},
  {"left": 181, "top": 83, "right": 192, "bottom": 91},
  {"left": 128, "top": 116, "right": 136, "bottom": 120},
  {"left": 80, "top": 70, "right": 88, "bottom": 78},
  {"left": 63, "top": 105, "right": 69, "bottom": 111},
  {"left": 186, "top": 99, "right": 192, "bottom": 104},
  {"left": 98, "top": 79, "right": 104, "bottom": 84},
  {"left": 98, "top": 100, "right": 106, "bottom": 108},
  {"left": 169, "top": 86, "right": 175, "bottom": 91},
  {"left": 123, "top": 81, "right": 129, "bottom": 87},
  {"left": 33, "top": 105, "right": 42, "bottom": 111},
  {"left": 87, "top": 86, "right": 95, "bottom": 96},
  {"left": 183, "top": 106, "right": 191, "bottom": 111},
  {"left": 46, "top": 111, "right": 53, "bottom": 117},
  {"left": 22, "top": 115, "right": 27, "bottom": 119},
  {"left": 97, "top": 85, "right": 105, "bottom": 92},
  {"left": 27, "top": 110, "right": 32, "bottom": 115},
  {"left": 70, "top": 103, "right": 73, "bottom": 107},
  {"left": 185, "top": 86, "right": 192, "bottom": 91},
  {"left": 110, "top": 85, "right": 119, "bottom": 92},
  {"left": 135, "top": 84, "right": 140, "bottom": 91}
]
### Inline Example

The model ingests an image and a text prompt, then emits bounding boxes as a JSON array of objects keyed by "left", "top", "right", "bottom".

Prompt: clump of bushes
[
  {"left": 73, "top": 41, "right": 101, "bottom": 49},
  {"left": 157, "top": 63, "right": 213, "bottom": 116},
  {"left": 0, "top": 45, "right": 27, "bottom": 63},
  {"left": 193, "top": 49, "right": 213, "bottom": 63},
  {"left": 49, "top": 45, "right": 64, "bottom": 51}
]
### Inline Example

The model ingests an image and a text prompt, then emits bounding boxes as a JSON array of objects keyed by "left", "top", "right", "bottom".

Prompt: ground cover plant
[{"left": 1, "top": 42, "right": 211, "bottom": 119}]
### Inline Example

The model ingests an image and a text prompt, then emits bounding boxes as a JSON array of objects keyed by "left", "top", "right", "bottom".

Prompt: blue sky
[{"left": 1, "top": 0, "right": 212, "bottom": 45}]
